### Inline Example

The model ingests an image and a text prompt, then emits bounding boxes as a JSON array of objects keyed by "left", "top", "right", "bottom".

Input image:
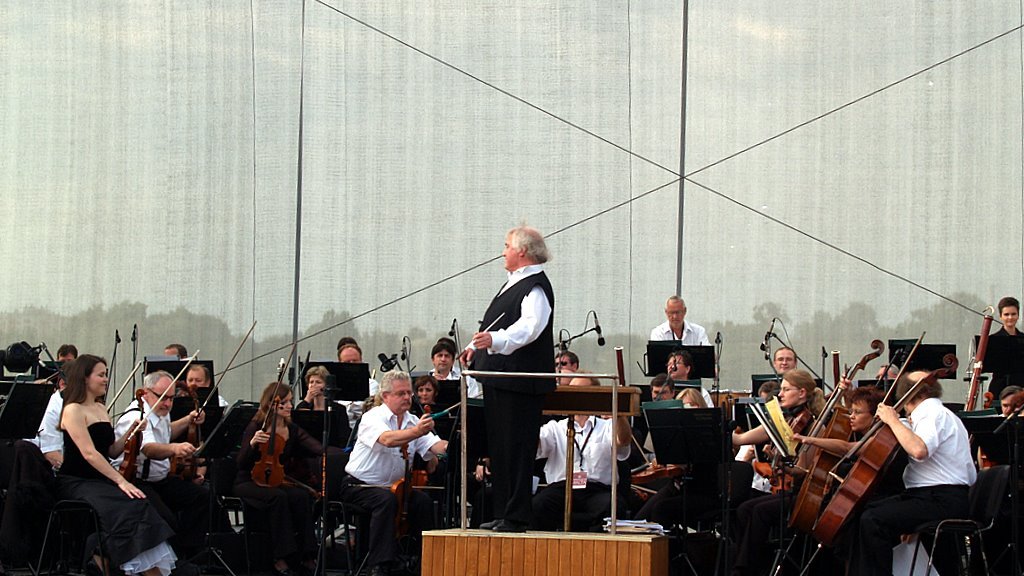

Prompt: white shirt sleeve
[
  {"left": 357, "top": 410, "right": 392, "bottom": 453},
  {"left": 489, "top": 285, "right": 552, "bottom": 355},
  {"left": 536, "top": 419, "right": 558, "bottom": 459},
  {"left": 37, "top": 393, "right": 65, "bottom": 453}
]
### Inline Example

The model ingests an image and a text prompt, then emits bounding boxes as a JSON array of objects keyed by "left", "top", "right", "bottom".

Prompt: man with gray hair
[
  {"left": 341, "top": 371, "right": 448, "bottom": 576},
  {"left": 650, "top": 295, "right": 709, "bottom": 344},
  {"left": 460, "top": 224, "right": 555, "bottom": 532}
]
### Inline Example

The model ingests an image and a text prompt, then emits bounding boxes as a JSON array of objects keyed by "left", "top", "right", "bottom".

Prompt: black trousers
[
  {"left": 234, "top": 481, "right": 316, "bottom": 561},
  {"left": 339, "top": 478, "right": 433, "bottom": 568},
  {"left": 531, "top": 481, "right": 624, "bottom": 531},
  {"left": 482, "top": 384, "right": 545, "bottom": 525},
  {"left": 851, "top": 485, "right": 969, "bottom": 576},
  {"left": 136, "top": 476, "right": 211, "bottom": 556},
  {"left": 731, "top": 492, "right": 791, "bottom": 576}
]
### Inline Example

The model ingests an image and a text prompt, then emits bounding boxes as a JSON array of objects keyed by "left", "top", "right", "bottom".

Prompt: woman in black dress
[
  {"left": 57, "top": 354, "right": 176, "bottom": 576},
  {"left": 235, "top": 382, "right": 322, "bottom": 576}
]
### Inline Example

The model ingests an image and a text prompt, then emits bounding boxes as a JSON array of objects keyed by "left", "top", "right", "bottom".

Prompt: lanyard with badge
[{"left": 571, "top": 417, "right": 595, "bottom": 489}]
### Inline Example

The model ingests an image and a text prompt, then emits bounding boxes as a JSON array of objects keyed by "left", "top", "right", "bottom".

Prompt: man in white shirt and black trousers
[
  {"left": 460, "top": 225, "right": 556, "bottom": 533},
  {"left": 850, "top": 369, "right": 977, "bottom": 576},
  {"left": 532, "top": 374, "right": 631, "bottom": 531},
  {"left": 340, "top": 371, "right": 448, "bottom": 576}
]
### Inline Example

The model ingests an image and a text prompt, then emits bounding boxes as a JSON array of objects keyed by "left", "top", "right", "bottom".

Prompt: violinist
[
  {"left": 410, "top": 375, "right": 439, "bottom": 416},
  {"left": 183, "top": 364, "right": 228, "bottom": 407},
  {"left": 235, "top": 382, "right": 322, "bottom": 576},
  {"left": 730, "top": 369, "right": 822, "bottom": 576},
  {"left": 340, "top": 371, "right": 447, "bottom": 576},
  {"left": 57, "top": 354, "right": 177, "bottom": 576},
  {"left": 113, "top": 371, "right": 210, "bottom": 561},
  {"left": 850, "top": 370, "right": 976, "bottom": 576}
]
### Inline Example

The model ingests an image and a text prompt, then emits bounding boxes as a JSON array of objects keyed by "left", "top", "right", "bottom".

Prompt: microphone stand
[
  {"left": 556, "top": 326, "right": 602, "bottom": 350},
  {"left": 109, "top": 330, "right": 121, "bottom": 413},
  {"left": 130, "top": 324, "right": 139, "bottom": 394},
  {"left": 993, "top": 400, "right": 1023, "bottom": 575}
]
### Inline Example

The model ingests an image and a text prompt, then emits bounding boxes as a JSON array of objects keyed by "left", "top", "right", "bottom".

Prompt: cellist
[
  {"left": 112, "top": 370, "right": 209, "bottom": 562},
  {"left": 849, "top": 370, "right": 975, "bottom": 576},
  {"left": 235, "top": 382, "right": 323, "bottom": 576},
  {"left": 339, "top": 371, "right": 448, "bottom": 576},
  {"left": 730, "top": 369, "right": 823, "bottom": 576}
]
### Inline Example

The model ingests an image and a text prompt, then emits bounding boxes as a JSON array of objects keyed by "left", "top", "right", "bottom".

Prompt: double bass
[
  {"left": 789, "top": 340, "right": 884, "bottom": 533},
  {"left": 813, "top": 344, "right": 955, "bottom": 546}
]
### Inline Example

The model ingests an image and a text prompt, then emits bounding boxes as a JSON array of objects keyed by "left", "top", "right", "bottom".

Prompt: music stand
[
  {"left": 170, "top": 394, "right": 224, "bottom": 438},
  {"left": 645, "top": 343, "right": 714, "bottom": 379},
  {"left": 888, "top": 340, "right": 957, "bottom": 378},
  {"left": 191, "top": 400, "right": 257, "bottom": 576},
  {"left": 983, "top": 336, "right": 1024, "bottom": 393},
  {"left": 644, "top": 406, "right": 725, "bottom": 576},
  {"left": 195, "top": 401, "right": 258, "bottom": 460},
  {"left": 291, "top": 408, "right": 351, "bottom": 448},
  {"left": 301, "top": 361, "right": 370, "bottom": 402},
  {"left": 145, "top": 358, "right": 215, "bottom": 381},
  {"left": 751, "top": 374, "right": 782, "bottom": 398},
  {"left": 0, "top": 383, "right": 53, "bottom": 440}
]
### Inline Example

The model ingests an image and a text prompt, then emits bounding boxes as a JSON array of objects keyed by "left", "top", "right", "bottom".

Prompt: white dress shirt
[
  {"left": 901, "top": 397, "right": 976, "bottom": 489},
  {"left": 650, "top": 320, "right": 709, "bottom": 345},
  {"left": 488, "top": 264, "right": 552, "bottom": 356},
  {"left": 536, "top": 416, "right": 629, "bottom": 485},
  {"left": 28, "top": 390, "right": 64, "bottom": 454},
  {"left": 345, "top": 404, "right": 441, "bottom": 486},
  {"left": 112, "top": 403, "right": 172, "bottom": 482}
]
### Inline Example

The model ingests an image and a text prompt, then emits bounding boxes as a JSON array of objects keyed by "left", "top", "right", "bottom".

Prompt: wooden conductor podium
[{"left": 422, "top": 375, "right": 668, "bottom": 576}]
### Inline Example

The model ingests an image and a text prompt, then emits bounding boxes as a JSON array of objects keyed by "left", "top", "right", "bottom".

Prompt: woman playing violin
[
  {"left": 235, "top": 382, "right": 323, "bottom": 576},
  {"left": 57, "top": 354, "right": 177, "bottom": 576},
  {"left": 730, "top": 369, "right": 821, "bottom": 576}
]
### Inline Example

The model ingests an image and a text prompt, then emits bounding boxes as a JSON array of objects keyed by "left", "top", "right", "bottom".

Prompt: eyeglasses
[{"left": 557, "top": 361, "right": 575, "bottom": 367}]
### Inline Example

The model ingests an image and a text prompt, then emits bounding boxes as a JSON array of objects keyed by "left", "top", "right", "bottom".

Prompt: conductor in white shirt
[{"left": 649, "top": 295, "right": 709, "bottom": 345}]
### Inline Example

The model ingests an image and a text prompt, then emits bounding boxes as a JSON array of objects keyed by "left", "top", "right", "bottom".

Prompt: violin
[
  {"left": 757, "top": 407, "right": 814, "bottom": 494},
  {"left": 251, "top": 397, "right": 288, "bottom": 488},
  {"left": 119, "top": 389, "right": 148, "bottom": 482},
  {"left": 169, "top": 384, "right": 201, "bottom": 481},
  {"left": 390, "top": 405, "right": 422, "bottom": 538},
  {"left": 631, "top": 462, "right": 685, "bottom": 484}
]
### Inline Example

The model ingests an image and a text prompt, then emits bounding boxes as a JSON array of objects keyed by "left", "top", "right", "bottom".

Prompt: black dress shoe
[
  {"left": 479, "top": 519, "right": 502, "bottom": 530},
  {"left": 367, "top": 565, "right": 389, "bottom": 576},
  {"left": 494, "top": 519, "right": 527, "bottom": 533}
]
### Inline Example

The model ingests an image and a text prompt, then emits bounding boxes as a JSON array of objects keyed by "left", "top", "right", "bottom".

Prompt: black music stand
[
  {"left": 645, "top": 407, "right": 725, "bottom": 576},
  {"left": 888, "top": 340, "right": 957, "bottom": 377},
  {"left": 983, "top": 336, "right": 1024, "bottom": 395},
  {"left": 192, "top": 400, "right": 258, "bottom": 576},
  {"left": 170, "top": 395, "right": 224, "bottom": 439},
  {"left": 144, "top": 358, "right": 215, "bottom": 380},
  {"left": 0, "top": 383, "right": 54, "bottom": 440},
  {"left": 301, "top": 362, "right": 370, "bottom": 402},
  {"left": 291, "top": 408, "right": 350, "bottom": 448},
  {"left": 748, "top": 401, "right": 803, "bottom": 576}
]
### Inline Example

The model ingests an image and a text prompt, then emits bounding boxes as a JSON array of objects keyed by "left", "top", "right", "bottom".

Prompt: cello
[
  {"left": 812, "top": 345, "right": 955, "bottom": 546},
  {"left": 789, "top": 340, "right": 884, "bottom": 533}
]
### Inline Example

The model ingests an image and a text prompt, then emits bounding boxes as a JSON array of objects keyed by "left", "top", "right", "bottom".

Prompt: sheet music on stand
[{"left": 749, "top": 398, "right": 798, "bottom": 460}]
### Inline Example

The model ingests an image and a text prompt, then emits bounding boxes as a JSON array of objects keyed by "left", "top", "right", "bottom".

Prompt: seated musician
[
  {"left": 410, "top": 375, "right": 439, "bottom": 416},
  {"left": 730, "top": 369, "right": 822, "bottom": 576},
  {"left": 633, "top": 388, "right": 719, "bottom": 527},
  {"left": 431, "top": 336, "right": 482, "bottom": 398},
  {"left": 531, "top": 375, "right": 631, "bottom": 531},
  {"left": 164, "top": 344, "right": 188, "bottom": 358},
  {"left": 849, "top": 370, "right": 976, "bottom": 576},
  {"left": 1000, "top": 385, "right": 1023, "bottom": 416},
  {"left": 666, "top": 348, "right": 713, "bottom": 408},
  {"left": 113, "top": 370, "right": 210, "bottom": 561},
  {"left": 555, "top": 350, "right": 579, "bottom": 385},
  {"left": 340, "top": 371, "right": 448, "bottom": 576},
  {"left": 182, "top": 364, "right": 228, "bottom": 407},
  {"left": 236, "top": 382, "right": 323, "bottom": 576},
  {"left": 772, "top": 347, "right": 797, "bottom": 373},
  {"left": 57, "top": 355, "right": 177, "bottom": 576},
  {"left": 296, "top": 365, "right": 329, "bottom": 411},
  {"left": 735, "top": 380, "right": 781, "bottom": 495}
]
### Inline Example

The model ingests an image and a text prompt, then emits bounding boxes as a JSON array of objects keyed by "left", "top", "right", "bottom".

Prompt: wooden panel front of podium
[{"left": 421, "top": 529, "right": 668, "bottom": 576}]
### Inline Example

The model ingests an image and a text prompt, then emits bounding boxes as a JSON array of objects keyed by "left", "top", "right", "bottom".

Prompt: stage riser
[{"left": 422, "top": 529, "right": 668, "bottom": 576}]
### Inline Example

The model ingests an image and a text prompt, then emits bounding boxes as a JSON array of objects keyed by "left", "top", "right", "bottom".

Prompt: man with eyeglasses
[
  {"left": 649, "top": 296, "right": 709, "bottom": 345},
  {"left": 555, "top": 350, "right": 579, "bottom": 385},
  {"left": 113, "top": 370, "right": 210, "bottom": 562}
]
